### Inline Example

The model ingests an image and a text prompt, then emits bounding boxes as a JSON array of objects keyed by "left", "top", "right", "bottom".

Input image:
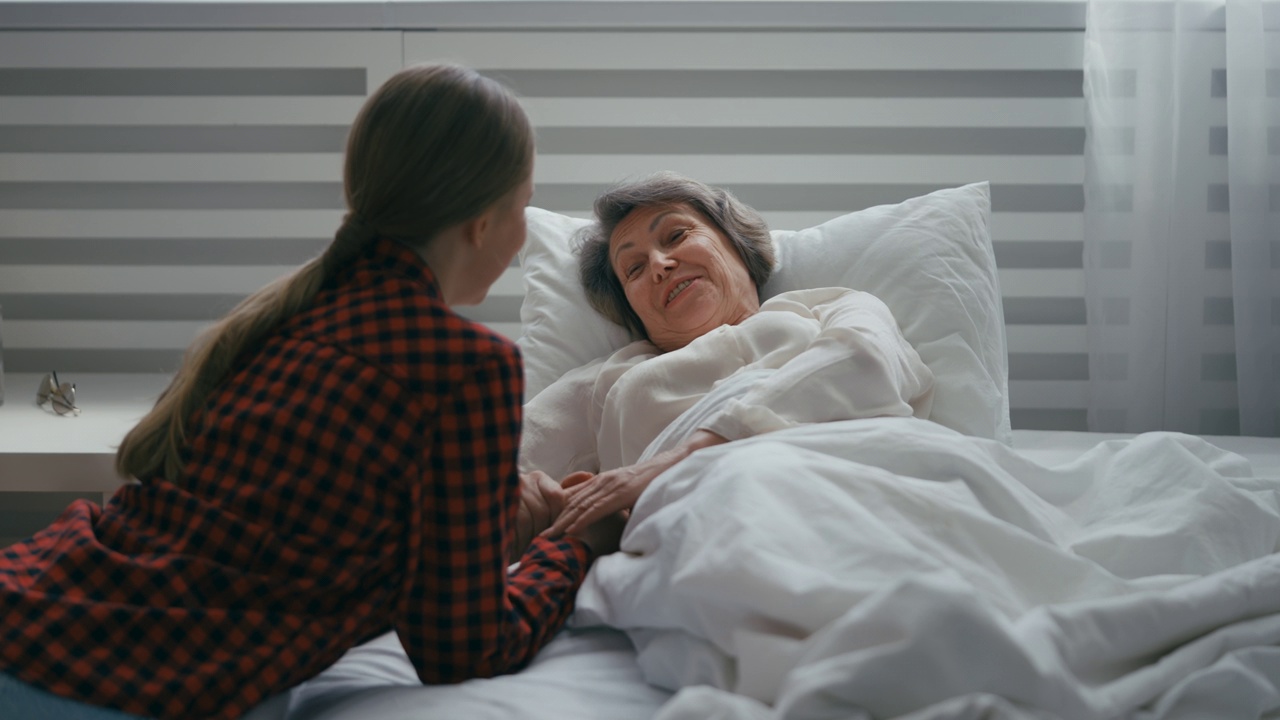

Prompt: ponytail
[{"left": 115, "top": 217, "right": 376, "bottom": 481}]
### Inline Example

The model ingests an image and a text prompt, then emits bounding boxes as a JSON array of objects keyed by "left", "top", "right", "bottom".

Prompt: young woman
[{"left": 0, "top": 63, "right": 621, "bottom": 720}]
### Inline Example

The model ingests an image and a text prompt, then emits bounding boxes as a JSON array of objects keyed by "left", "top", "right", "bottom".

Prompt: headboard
[{"left": 0, "top": 3, "right": 1089, "bottom": 432}]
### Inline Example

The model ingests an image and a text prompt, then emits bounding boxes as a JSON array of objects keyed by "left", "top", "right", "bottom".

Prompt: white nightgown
[{"left": 520, "top": 287, "right": 935, "bottom": 479}]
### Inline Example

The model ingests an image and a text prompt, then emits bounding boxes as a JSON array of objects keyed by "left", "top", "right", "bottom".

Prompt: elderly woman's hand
[
  {"left": 543, "top": 430, "right": 728, "bottom": 539},
  {"left": 509, "top": 470, "right": 568, "bottom": 564}
]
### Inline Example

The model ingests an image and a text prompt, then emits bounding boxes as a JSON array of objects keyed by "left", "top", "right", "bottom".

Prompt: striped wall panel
[
  {"left": 1, "top": 29, "right": 1089, "bottom": 430},
  {"left": 0, "top": 30, "right": 404, "bottom": 371}
]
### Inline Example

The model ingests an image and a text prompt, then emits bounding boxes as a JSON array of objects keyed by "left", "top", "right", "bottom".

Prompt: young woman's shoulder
[
  {"left": 299, "top": 278, "right": 519, "bottom": 388},
  {"left": 390, "top": 299, "right": 523, "bottom": 403}
]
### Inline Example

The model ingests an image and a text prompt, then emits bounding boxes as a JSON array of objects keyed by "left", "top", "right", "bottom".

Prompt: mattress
[{"left": 242, "top": 428, "right": 1280, "bottom": 720}]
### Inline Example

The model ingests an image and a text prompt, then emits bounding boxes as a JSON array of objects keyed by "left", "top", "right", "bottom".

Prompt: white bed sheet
[
  {"left": 268, "top": 627, "right": 671, "bottom": 720},
  {"left": 1013, "top": 429, "right": 1280, "bottom": 479},
  {"left": 244, "top": 428, "right": 1280, "bottom": 720}
]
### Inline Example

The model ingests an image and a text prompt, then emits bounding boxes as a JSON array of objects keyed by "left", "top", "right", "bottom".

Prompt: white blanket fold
[{"left": 571, "top": 417, "right": 1280, "bottom": 720}]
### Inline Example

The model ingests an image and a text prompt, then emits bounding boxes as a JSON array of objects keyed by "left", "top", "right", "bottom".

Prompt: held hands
[
  {"left": 563, "top": 473, "right": 628, "bottom": 557},
  {"left": 543, "top": 458, "right": 671, "bottom": 539},
  {"left": 542, "top": 430, "right": 729, "bottom": 539},
  {"left": 509, "top": 470, "right": 627, "bottom": 561},
  {"left": 509, "top": 470, "right": 567, "bottom": 565}
]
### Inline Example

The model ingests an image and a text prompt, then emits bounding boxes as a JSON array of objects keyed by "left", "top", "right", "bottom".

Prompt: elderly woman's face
[{"left": 610, "top": 203, "right": 760, "bottom": 352}]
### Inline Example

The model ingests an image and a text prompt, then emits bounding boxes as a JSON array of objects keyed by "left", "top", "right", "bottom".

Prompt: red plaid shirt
[{"left": 0, "top": 237, "right": 592, "bottom": 720}]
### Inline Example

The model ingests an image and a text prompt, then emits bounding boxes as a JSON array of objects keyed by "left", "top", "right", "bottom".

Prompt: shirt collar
[{"left": 359, "top": 235, "right": 442, "bottom": 299}]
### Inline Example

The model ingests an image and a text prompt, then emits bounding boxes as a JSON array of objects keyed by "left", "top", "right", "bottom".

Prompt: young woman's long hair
[{"left": 116, "top": 64, "right": 535, "bottom": 482}]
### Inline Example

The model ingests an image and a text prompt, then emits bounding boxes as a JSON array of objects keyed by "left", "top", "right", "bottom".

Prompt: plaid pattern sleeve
[{"left": 397, "top": 344, "right": 592, "bottom": 682}]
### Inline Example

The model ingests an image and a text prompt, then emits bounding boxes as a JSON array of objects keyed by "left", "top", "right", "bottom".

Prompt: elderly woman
[{"left": 533, "top": 172, "right": 935, "bottom": 538}]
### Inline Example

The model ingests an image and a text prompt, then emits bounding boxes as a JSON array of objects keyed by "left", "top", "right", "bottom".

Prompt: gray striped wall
[{"left": 1, "top": 29, "right": 1090, "bottom": 434}]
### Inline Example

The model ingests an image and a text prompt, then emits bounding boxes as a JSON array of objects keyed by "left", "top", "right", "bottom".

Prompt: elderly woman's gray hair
[{"left": 577, "top": 171, "right": 776, "bottom": 340}]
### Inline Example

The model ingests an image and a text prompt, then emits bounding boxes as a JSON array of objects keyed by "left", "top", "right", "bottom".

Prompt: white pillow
[
  {"left": 518, "top": 207, "right": 633, "bottom": 399},
  {"left": 516, "top": 183, "right": 1011, "bottom": 443}
]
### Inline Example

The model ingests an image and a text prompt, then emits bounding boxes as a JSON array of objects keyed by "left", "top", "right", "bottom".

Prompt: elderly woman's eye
[{"left": 669, "top": 229, "right": 687, "bottom": 244}]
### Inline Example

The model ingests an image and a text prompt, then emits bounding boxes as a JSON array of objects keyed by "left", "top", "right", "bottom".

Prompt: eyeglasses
[{"left": 36, "top": 371, "right": 80, "bottom": 416}]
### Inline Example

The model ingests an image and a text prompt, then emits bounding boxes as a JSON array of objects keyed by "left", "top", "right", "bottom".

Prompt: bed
[
  {"left": 256, "top": 429, "right": 1280, "bottom": 720},
  {"left": 243, "top": 185, "right": 1280, "bottom": 720}
]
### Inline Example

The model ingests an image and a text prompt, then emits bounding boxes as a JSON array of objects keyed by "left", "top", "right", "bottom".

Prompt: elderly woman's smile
[
  {"left": 666, "top": 277, "right": 698, "bottom": 306},
  {"left": 609, "top": 203, "right": 761, "bottom": 352}
]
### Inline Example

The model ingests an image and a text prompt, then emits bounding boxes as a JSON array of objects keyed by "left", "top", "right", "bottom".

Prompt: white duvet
[{"left": 571, "top": 414, "right": 1280, "bottom": 719}]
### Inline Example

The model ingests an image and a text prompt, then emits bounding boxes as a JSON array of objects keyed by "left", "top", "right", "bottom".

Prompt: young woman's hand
[
  {"left": 509, "top": 470, "right": 568, "bottom": 564},
  {"left": 542, "top": 430, "right": 728, "bottom": 539}
]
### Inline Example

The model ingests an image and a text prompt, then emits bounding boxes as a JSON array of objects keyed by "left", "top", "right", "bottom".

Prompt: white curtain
[{"left": 1084, "top": 0, "right": 1280, "bottom": 436}]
